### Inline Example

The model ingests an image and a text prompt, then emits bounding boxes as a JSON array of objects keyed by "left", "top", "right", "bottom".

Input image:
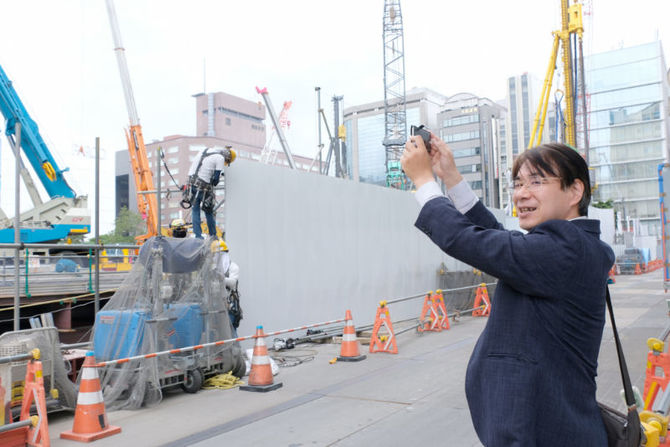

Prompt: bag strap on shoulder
[{"left": 605, "top": 286, "right": 636, "bottom": 410}]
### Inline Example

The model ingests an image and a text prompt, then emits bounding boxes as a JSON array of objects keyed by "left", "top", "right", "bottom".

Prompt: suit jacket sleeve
[{"left": 415, "top": 197, "right": 584, "bottom": 298}]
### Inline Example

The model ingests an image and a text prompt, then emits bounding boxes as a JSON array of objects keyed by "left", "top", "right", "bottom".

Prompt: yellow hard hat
[
  {"left": 224, "top": 146, "right": 236, "bottom": 165},
  {"left": 210, "top": 239, "right": 229, "bottom": 252},
  {"left": 170, "top": 218, "right": 185, "bottom": 228}
]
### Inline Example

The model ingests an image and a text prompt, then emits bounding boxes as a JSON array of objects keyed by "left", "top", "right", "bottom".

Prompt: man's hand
[
  {"left": 401, "top": 137, "right": 434, "bottom": 188},
  {"left": 429, "top": 134, "right": 462, "bottom": 189}
]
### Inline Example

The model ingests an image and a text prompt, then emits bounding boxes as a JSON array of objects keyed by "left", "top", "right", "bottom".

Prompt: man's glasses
[{"left": 511, "top": 175, "right": 560, "bottom": 192}]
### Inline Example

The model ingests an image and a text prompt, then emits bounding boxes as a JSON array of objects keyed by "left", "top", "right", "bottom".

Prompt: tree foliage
[
  {"left": 98, "top": 207, "right": 146, "bottom": 244},
  {"left": 592, "top": 199, "right": 614, "bottom": 209}
]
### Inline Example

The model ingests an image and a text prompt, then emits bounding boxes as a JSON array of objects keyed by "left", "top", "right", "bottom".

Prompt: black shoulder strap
[
  {"left": 605, "top": 286, "right": 636, "bottom": 409},
  {"left": 193, "top": 147, "right": 211, "bottom": 177}
]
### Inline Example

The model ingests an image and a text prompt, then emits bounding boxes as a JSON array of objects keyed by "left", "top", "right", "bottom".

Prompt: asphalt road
[{"left": 46, "top": 269, "right": 668, "bottom": 446}]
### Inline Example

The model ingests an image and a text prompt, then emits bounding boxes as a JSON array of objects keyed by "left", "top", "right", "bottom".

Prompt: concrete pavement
[{"left": 46, "top": 270, "right": 668, "bottom": 446}]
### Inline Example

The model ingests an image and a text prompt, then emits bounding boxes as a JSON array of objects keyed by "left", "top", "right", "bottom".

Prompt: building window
[
  {"left": 167, "top": 146, "right": 179, "bottom": 154},
  {"left": 453, "top": 147, "right": 481, "bottom": 158},
  {"left": 168, "top": 157, "right": 179, "bottom": 164},
  {"left": 444, "top": 130, "right": 480, "bottom": 143},
  {"left": 442, "top": 114, "right": 479, "bottom": 127},
  {"left": 458, "top": 164, "right": 481, "bottom": 174},
  {"left": 225, "top": 118, "right": 231, "bottom": 125}
]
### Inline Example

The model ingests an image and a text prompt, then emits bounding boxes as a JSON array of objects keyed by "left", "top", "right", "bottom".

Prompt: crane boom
[
  {"left": 528, "top": 0, "right": 584, "bottom": 149},
  {"left": 0, "top": 63, "right": 90, "bottom": 243},
  {"left": 105, "top": 0, "right": 158, "bottom": 244}
]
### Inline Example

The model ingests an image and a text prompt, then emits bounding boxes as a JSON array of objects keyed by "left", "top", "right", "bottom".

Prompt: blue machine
[
  {"left": 93, "top": 310, "right": 150, "bottom": 361},
  {"left": 93, "top": 304, "right": 205, "bottom": 361},
  {"left": 0, "top": 63, "right": 90, "bottom": 243}
]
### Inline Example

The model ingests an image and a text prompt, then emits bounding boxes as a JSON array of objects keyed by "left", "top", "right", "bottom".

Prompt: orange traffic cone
[
  {"left": 337, "top": 310, "right": 366, "bottom": 362},
  {"left": 634, "top": 263, "right": 642, "bottom": 275},
  {"left": 240, "top": 326, "right": 283, "bottom": 392},
  {"left": 60, "top": 351, "right": 121, "bottom": 442},
  {"left": 370, "top": 301, "right": 398, "bottom": 354}
]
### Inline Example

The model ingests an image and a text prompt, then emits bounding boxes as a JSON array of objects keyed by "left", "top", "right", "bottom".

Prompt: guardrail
[{"left": 0, "top": 243, "right": 140, "bottom": 329}]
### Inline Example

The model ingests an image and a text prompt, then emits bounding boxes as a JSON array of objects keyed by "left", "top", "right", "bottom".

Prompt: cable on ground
[{"left": 202, "top": 371, "right": 244, "bottom": 390}]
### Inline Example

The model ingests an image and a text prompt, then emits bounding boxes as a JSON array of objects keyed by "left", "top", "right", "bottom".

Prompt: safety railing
[{"left": 0, "top": 242, "right": 139, "bottom": 329}]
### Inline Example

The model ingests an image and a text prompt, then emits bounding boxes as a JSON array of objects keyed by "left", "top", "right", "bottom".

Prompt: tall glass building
[
  {"left": 343, "top": 88, "right": 447, "bottom": 186},
  {"left": 583, "top": 41, "right": 670, "bottom": 236},
  {"left": 438, "top": 93, "right": 505, "bottom": 208}
]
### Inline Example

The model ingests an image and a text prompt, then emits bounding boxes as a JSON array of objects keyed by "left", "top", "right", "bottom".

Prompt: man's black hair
[{"left": 512, "top": 143, "right": 591, "bottom": 216}]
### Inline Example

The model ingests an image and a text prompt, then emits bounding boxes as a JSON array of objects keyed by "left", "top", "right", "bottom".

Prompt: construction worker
[
  {"left": 170, "top": 218, "right": 188, "bottom": 238},
  {"left": 402, "top": 136, "right": 614, "bottom": 446},
  {"left": 187, "top": 146, "right": 236, "bottom": 239},
  {"left": 211, "top": 240, "right": 242, "bottom": 335}
]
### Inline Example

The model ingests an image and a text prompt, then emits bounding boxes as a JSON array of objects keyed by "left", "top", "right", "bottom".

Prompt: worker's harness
[{"left": 180, "top": 148, "right": 218, "bottom": 212}]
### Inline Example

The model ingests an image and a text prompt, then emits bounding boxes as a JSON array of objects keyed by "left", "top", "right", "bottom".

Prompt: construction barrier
[
  {"left": 370, "top": 301, "right": 398, "bottom": 354},
  {"left": 60, "top": 352, "right": 121, "bottom": 442},
  {"left": 367, "top": 283, "right": 496, "bottom": 355},
  {"left": 472, "top": 284, "right": 491, "bottom": 317},
  {"left": 433, "top": 290, "right": 450, "bottom": 330},
  {"left": 0, "top": 349, "right": 50, "bottom": 447},
  {"left": 95, "top": 317, "right": 346, "bottom": 368},
  {"left": 418, "top": 292, "right": 442, "bottom": 332},
  {"left": 644, "top": 337, "right": 670, "bottom": 412}
]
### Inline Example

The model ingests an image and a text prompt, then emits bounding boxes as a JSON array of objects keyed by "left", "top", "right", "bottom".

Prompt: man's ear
[{"left": 569, "top": 179, "right": 584, "bottom": 208}]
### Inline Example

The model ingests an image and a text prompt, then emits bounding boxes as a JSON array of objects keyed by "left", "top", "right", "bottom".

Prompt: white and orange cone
[
  {"left": 240, "top": 326, "right": 283, "bottom": 392},
  {"left": 60, "top": 351, "right": 121, "bottom": 442},
  {"left": 337, "top": 310, "right": 366, "bottom": 362}
]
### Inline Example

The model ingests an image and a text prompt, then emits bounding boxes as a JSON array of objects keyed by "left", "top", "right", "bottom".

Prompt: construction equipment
[
  {"left": 382, "top": 0, "right": 409, "bottom": 189},
  {"left": 0, "top": 64, "right": 90, "bottom": 244},
  {"left": 259, "top": 98, "right": 292, "bottom": 166},
  {"left": 256, "top": 87, "right": 296, "bottom": 169},
  {"left": 105, "top": 0, "right": 158, "bottom": 245},
  {"left": 91, "top": 236, "right": 246, "bottom": 410},
  {"left": 528, "top": 0, "right": 585, "bottom": 150},
  {"left": 311, "top": 92, "right": 347, "bottom": 178}
]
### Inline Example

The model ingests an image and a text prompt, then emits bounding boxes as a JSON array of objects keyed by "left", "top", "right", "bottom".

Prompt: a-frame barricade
[
  {"left": 418, "top": 292, "right": 441, "bottom": 332},
  {"left": 433, "top": 289, "right": 450, "bottom": 330},
  {"left": 472, "top": 284, "right": 491, "bottom": 317},
  {"left": 369, "top": 301, "right": 398, "bottom": 354}
]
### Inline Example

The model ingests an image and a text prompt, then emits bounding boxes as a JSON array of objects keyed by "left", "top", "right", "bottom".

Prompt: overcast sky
[{"left": 0, "top": 0, "right": 668, "bottom": 234}]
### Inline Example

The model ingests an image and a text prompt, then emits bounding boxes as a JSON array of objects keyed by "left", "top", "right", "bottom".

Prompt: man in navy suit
[{"left": 401, "top": 135, "right": 614, "bottom": 446}]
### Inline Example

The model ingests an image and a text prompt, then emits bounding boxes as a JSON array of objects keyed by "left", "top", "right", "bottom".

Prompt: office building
[
  {"left": 583, "top": 41, "right": 670, "bottom": 236},
  {"left": 343, "top": 88, "right": 448, "bottom": 186},
  {"left": 439, "top": 93, "right": 506, "bottom": 208}
]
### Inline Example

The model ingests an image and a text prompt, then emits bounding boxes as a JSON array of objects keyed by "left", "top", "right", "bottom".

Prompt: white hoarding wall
[{"left": 225, "top": 160, "right": 509, "bottom": 337}]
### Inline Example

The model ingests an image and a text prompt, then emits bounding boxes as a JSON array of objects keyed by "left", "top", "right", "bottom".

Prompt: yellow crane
[{"left": 528, "top": 0, "right": 584, "bottom": 149}]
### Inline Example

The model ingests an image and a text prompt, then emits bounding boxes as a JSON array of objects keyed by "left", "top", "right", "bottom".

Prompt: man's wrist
[
  {"left": 413, "top": 174, "right": 435, "bottom": 189},
  {"left": 442, "top": 173, "right": 464, "bottom": 189}
]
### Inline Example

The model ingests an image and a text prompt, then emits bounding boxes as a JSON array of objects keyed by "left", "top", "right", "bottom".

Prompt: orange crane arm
[{"left": 106, "top": 0, "right": 157, "bottom": 244}]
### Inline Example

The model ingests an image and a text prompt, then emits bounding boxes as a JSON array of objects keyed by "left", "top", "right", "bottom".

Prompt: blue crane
[{"left": 0, "top": 63, "right": 90, "bottom": 243}]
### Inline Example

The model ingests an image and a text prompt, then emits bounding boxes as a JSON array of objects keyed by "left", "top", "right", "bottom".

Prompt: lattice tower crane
[{"left": 382, "top": 0, "right": 408, "bottom": 190}]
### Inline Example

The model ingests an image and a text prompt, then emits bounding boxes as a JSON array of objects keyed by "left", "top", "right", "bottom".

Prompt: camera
[{"left": 410, "top": 125, "right": 432, "bottom": 153}]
